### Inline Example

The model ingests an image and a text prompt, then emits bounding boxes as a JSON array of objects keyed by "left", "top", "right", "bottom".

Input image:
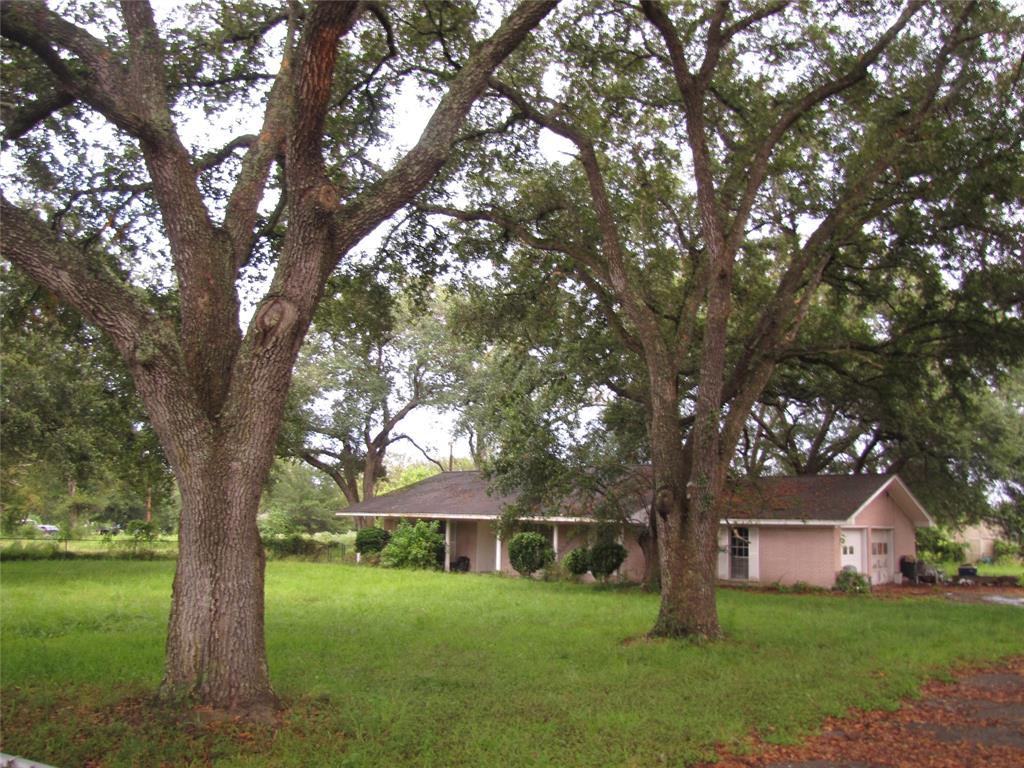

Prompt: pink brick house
[
  {"left": 338, "top": 471, "right": 933, "bottom": 588},
  {"left": 717, "top": 474, "right": 933, "bottom": 587}
]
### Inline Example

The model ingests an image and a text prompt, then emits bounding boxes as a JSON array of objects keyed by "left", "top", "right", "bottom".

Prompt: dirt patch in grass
[
  {"left": 0, "top": 685, "right": 286, "bottom": 767},
  {"left": 872, "top": 583, "right": 1024, "bottom": 604},
  {"left": 704, "top": 656, "right": 1024, "bottom": 768}
]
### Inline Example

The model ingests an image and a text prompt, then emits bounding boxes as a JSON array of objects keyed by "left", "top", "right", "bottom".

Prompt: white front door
[
  {"left": 870, "top": 529, "right": 893, "bottom": 584},
  {"left": 840, "top": 529, "right": 864, "bottom": 573}
]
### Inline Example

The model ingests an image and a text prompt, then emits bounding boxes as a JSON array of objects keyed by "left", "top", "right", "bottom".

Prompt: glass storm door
[{"left": 730, "top": 527, "right": 750, "bottom": 580}]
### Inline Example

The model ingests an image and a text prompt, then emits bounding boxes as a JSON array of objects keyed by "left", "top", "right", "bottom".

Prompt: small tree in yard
[
  {"left": 508, "top": 532, "right": 554, "bottom": 577},
  {"left": 380, "top": 520, "right": 444, "bottom": 570}
]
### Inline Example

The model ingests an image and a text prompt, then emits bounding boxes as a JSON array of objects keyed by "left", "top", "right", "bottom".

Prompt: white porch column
[
  {"left": 552, "top": 524, "right": 560, "bottom": 558},
  {"left": 444, "top": 520, "right": 452, "bottom": 572},
  {"left": 496, "top": 533, "right": 502, "bottom": 573}
]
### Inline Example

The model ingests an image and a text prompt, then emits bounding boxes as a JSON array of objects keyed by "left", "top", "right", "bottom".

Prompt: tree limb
[
  {"left": 1, "top": 85, "right": 74, "bottom": 141},
  {"left": 724, "top": 0, "right": 926, "bottom": 258},
  {"left": 327, "top": 1, "right": 559, "bottom": 268},
  {"left": 389, "top": 435, "right": 447, "bottom": 471}
]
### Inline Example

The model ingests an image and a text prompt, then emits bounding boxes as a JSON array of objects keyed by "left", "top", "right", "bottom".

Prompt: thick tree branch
[
  {"left": 487, "top": 79, "right": 667, "bottom": 362},
  {"left": 422, "top": 202, "right": 643, "bottom": 356},
  {"left": 0, "top": 195, "right": 213, "bottom": 472},
  {"left": 1, "top": 85, "right": 74, "bottom": 141},
  {"left": 1, "top": 196, "right": 156, "bottom": 359},
  {"left": 327, "top": 1, "right": 559, "bottom": 269},
  {"left": 299, "top": 450, "right": 360, "bottom": 505},
  {"left": 722, "top": 1, "right": 791, "bottom": 40},
  {"left": 0, "top": 2, "right": 146, "bottom": 136},
  {"left": 224, "top": 12, "right": 296, "bottom": 270},
  {"left": 719, "top": 4, "right": 975, "bottom": 458}
]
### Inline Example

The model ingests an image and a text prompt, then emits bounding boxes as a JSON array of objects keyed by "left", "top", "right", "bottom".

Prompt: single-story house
[{"left": 338, "top": 471, "right": 933, "bottom": 588}]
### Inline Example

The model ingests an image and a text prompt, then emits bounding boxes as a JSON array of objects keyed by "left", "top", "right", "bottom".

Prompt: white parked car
[{"left": 37, "top": 524, "right": 60, "bottom": 535}]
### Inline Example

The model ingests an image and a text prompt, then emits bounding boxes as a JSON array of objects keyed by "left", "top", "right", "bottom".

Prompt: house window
[
  {"left": 842, "top": 544, "right": 854, "bottom": 556},
  {"left": 871, "top": 541, "right": 889, "bottom": 556},
  {"left": 730, "top": 527, "right": 750, "bottom": 580}
]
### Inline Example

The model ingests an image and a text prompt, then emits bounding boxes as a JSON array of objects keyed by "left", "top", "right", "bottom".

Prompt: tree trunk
[
  {"left": 648, "top": 477, "right": 722, "bottom": 639},
  {"left": 645, "top": 366, "right": 722, "bottom": 640},
  {"left": 161, "top": 438, "right": 277, "bottom": 718}
]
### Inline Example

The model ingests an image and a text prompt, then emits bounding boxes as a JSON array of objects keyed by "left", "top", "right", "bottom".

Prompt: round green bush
[
  {"left": 355, "top": 526, "right": 391, "bottom": 555},
  {"left": 834, "top": 568, "right": 870, "bottom": 594},
  {"left": 563, "top": 546, "right": 591, "bottom": 576},
  {"left": 589, "top": 539, "right": 627, "bottom": 579},
  {"left": 508, "top": 531, "right": 554, "bottom": 576}
]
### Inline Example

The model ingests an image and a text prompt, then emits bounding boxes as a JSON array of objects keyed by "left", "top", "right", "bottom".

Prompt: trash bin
[{"left": 899, "top": 556, "right": 917, "bottom": 580}]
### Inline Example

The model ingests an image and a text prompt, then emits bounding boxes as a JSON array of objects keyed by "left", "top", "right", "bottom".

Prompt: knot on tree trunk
[
  {"left": 253, "top": 296, "right": 299, "bottom": 350},
  {"left": 654, "top": 485, "right": 675, "bottom": 521}
]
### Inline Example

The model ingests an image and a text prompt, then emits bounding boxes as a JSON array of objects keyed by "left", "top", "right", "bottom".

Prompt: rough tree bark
[{"left": 1, "top": 0, "right": 557, "bottom": 717}]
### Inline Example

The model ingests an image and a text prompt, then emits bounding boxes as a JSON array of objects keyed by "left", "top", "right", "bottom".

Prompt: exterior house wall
[
  {"left": 852, "top": 491, "right": 917, "bottom": 579},
  {"left": 498, "top": 531, "right": 512, "bottom": 574},
  {"left": 475, "top": 520, "right": 498, "bottom": 572},
  {"left": 620, "top": 527, "right": 646, "bottom": 582},
  {"left": 955, "top": 523, "right": 1001, "bottom": 561},
  {"left": 758, "top": 526, "right": 840, "bottom": 588},
  {"left": 554, "top": 524, "right": 590, "bottom": 559},
  {"left": 452, "top": 519, "right": 477, "bottom": 566}
]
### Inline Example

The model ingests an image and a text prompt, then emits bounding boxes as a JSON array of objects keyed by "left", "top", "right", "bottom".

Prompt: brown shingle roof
[
  {"left": 341, "top": 471, "right": 516, "bottom": 519},
  {"left": 724, "top": 474, "right": 893, "bottom": 521},
  {"left": 340, "top": 470, "right": 900, "bottom": 524}
]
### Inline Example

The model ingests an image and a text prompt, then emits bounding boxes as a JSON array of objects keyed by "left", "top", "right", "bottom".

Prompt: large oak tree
[
  {"left": 427, "top": 0, "right": 1023, "bottom": 639},
  {"left": 1, "top": 0, "right": 556, "bottom": 716}
]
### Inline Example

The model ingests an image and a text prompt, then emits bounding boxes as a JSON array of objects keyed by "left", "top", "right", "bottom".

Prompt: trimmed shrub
[
  {"left": 380, "top": 520, "right": 444, "bottom": 569},
  {"left": 508, "top": 532, "right": 554, "bottom": 576},
  {"left": 834, "top": 568, "right": 870, "bottom": 594},
  {"left": 355, "top": 526, "right": 391, "bottom": 556},
  {"left": 589, "top": 539, "right": 627, "bottom": 580},
  {"left": 563, "top": 546, "right": 591, "bottom": 576}
]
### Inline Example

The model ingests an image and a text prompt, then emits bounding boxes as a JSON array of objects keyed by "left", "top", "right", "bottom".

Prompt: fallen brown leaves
[{"left": 704, "top": 657, "right": 1024, "bottom": 768}]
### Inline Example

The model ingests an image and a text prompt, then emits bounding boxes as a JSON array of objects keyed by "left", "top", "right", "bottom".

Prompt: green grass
[
  {"left": 0, "top": 535, "right": 180, "bottom": 558},
  {"left": 2, "top": 562, "right": 1022, "bottom": 767},
  {"left": 936, "top": 558, "right": 1024, "bottom": 582}
]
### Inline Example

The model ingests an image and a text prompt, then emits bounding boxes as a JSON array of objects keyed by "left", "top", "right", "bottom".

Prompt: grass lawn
[
  {"left": 2, "top": 562, "right": 1022, "bottom": 767},
  {"left": 937, "top": 558, "right": 1024, "bottom": 582}
]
